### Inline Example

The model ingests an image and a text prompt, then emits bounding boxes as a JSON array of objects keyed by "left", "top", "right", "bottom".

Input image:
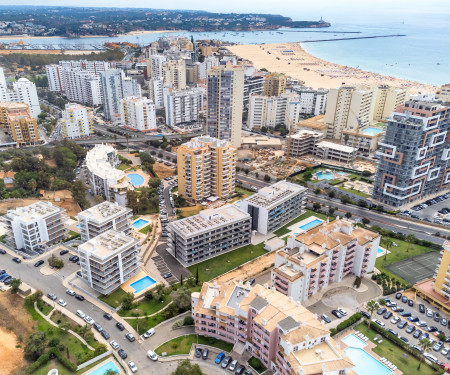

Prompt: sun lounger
[{"left": 378, "top": 339, "right": 383, "bottom": 343}]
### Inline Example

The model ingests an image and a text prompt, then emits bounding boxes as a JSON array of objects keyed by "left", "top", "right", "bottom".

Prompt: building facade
[
  {"left": 271, "top": 219, "right": 380, "bottom": 301},
  {"left": 164, "top": 88, "right": 204, "bottom": 127},
  {"left": 78, "top": 230, "right": 141, "bottom": 294},
  {"left": 192, "top": 281, "right": 353, "bottom": 374},
  {"left": 262, "top": 72, "right": 287, "bottom": 97},
  {"left": 177, "top": 136, "right": 236, "bottom": 203},
  {"left": 60, "top": 103, "right": 94, "bottom": 139},
  {"left": 78, "top": 201, "right": 132, "bottom": 242},
  {"left": 148, "top": 78, "right": 165, "bottom": 109},
  {"left": 373, "top": 85, "right": 409, "bottom": 121},
  {"left": 240, "top": 181, "right": 307, "bottom": 235},
  {"left": 286, "top": 85, "right": 328, "bottom": 116},
  {"left": 0, "top": 102, "right": 40, "bottom": 146},
  {"left": 372, "top": 100, "right": 450, "bottom": 208},
  {"left": 162, "top": 58, "right": 186, "bottom": 90},
  {"left": 120, "top": 96, "right": 157, "bottom": 132},
  {"left": 146, "top": 55, "right": 167, "bottom": 79},
  {"left": 3, "top": 201, "right": 67, "bottom": 252},
  {"left": 207, "top": 65, "right": 244, "bottom": 148},
  {"left": 167, "top": 204, "right": 251, "bottom": 266}
]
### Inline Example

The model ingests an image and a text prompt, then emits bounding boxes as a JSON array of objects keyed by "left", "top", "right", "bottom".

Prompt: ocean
[{"left": 1, "top": 10, "right": 448, "bottom": 86}]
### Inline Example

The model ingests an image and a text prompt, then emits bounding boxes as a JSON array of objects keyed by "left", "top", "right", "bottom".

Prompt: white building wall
[{"left": 120, "top": 96, "right": 157, "bottom": 131}]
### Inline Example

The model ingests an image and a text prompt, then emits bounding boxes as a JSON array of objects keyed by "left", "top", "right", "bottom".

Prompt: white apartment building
[
  {"left": 60, "top": 103, "right": 94, "bottom": 139},
  {"left": 271, "top": 219, "right": 380, "bottom": 301},
  {"left": 148, "top": 78, "right": 165, "bottom": 109},
  {"left": 162, "top": 58, "right": 186, "bottom": 90},
  {"left": 86, "top": 144, "right": 132, "bottom": 206},
  {"left": 164, "top": 88, "right": 204, "bottom": 127},
  {"left": 240, "top": 180, "right": 307, "bottom": 235},
  {"left": 120, "top": 96, "right": 157, "bottom": 132},
  {"left": 78, "top": 230, "right": 141, "bottom": 294},
  {"left": 167, "top": 204, "right": 251, "bottom": 266},
  {"left": 3, "top": 201, "right": 67, "bottom": 252},
  {"left": 146, "top": 54, "right": 167, "bottom": 79},
  {"left": 58, "top": 60, "right": 110, "bottom": 75},
  {"left": 198, "top": 55, "right": 220, "bottom": 80},
  {"left": 286, "top": 85, "right": 328, "bottom": 116},
  {"left": 78, "top": 201, "right": 132, "bottom": 241}
]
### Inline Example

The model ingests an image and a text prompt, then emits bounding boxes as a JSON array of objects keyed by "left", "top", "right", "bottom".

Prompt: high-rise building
[
  {"left": 243, "top": 71, "right": 265, "bottom": 110},
  {"left": 164, "top": 88, "right": 203, "bottom": 127},
  {"left": 192, "top": 281, "right": 354, "bottom": 373},
  {"left": 167, "top": 205, "right": 251, "bottom": 266},
  {"left": 198, "top": 55, "right": 220, "bottom": 80},
  {"left": 148, "top": 78, "right": 165, "bottom": 109},
  {"left": 186, "top": 62, "right": 200, "bottom": 84},
  {"left": 262, "top": 72, "right": 287, "bottom": 97},
  {"left": 120, "top": 96, "right": 157, "bottom": 132},
  {"left": 146, "top": 55, "right": 167, "bottom": 79},
  {"left": 436, "top": 84, "right": 450, "bottom": 103},
  {"left": 373, "top": 100, "right": 450, "bottom": 208},
  {"left": 78, "top": 201, "right": 132, "bottom": 242},
  {"left": 207, "top": 65, "right": 244, "bottom": 148},
  {"left": 3, "top": 201, "right": 67, "bottom": 252},
  {"left": 77, "top": 230, "right": 141, "bottom": 294},
  {"left": 177, "top": 136, "right": 236, "bottom": 203},
  {"left": 286, "top": 85, "right": 328, "bottom": 116},
  {"left": 0, "top": 102, "right": 40, "bottom": 146},
  {"left": 373, "top": 85, "right": 409, "bottom": 121},
  {"left": 60, "top": 103, "right": 94, "bottom": 139},
  {"left": 162, "top": 58, "right": 186, "bottom": 90}
]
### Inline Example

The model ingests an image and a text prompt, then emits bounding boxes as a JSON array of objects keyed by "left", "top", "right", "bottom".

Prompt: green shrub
[
  {"left": 25, "top": 347, "right": 77, "bottom": 374},
  {"left": 183, "top": 316, "right": 194, "bottom": 326},
  {"left": 331, "top": 312, "right": 362, "bottom": 336},
  {"left": 248, "top": 357, "right": 265, "bottom": 372}
]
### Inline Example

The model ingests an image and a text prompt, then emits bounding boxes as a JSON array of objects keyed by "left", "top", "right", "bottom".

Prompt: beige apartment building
[
  {"left": 262, "top": 72, "right": 287, "bottom": 97},
  {"left": 373, "top": 85, "right": 409, "bottom": 121},
  {"left": 0, "top": 102, "right": 40, "bottom": 146},
  {"left": 162, "top": 58, "right": 186, "bottom": 90},
  {"left": 437, "top": 84, "right": 450, "bottom": 103},
  {"left": 177, "top": 136, "right": 236, "bottom": 203}
]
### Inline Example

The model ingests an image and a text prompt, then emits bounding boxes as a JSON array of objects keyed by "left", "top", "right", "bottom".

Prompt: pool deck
[
  {"left": 376, "top": 246, "right": 390, "bottom": 258},
  {"left": 82, "top": 357, "right": 124, "bottom": 375},
  {"left": 339, "top": 329, "right": 402, "bottom": 375},
  {"left": 281, "top": 215, "right": 325, "bottom": 238},
  {"left": 120, "top": 270, "right": 160, "bottom": 298}
]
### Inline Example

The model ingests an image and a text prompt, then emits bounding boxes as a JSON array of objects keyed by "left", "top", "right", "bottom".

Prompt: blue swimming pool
[
  {"left": 127, "top": 173, "right": 145, "bottom": 186},
  {"left": 316, "top": 171, "right": 336, "bottom": 180},
  {"left": 130, "top": 275, "right": 157, "bottom": 293},
  {"left": 88, "top": 360, "right": 119, "bottom": 375},
  {"left": 342, "top": 334, "right": 367, "bottom": 349},
  {"left": 362, "top": 127, "right": 384, "bottom": 136},
  {"left": 132, "top": 218, "right": 149, "bottom": 229},
  {"left": 377, "top": 248, "right": 384, "bottom": 255},
  {"left": 298, "top": 218, "right": 323, "bottom": 231},
  {"left": 345, "top": 347, "right": 391, "bottom": 375}
]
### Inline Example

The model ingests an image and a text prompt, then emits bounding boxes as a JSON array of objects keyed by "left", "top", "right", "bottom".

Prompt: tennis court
[{"left": 385, "top": 251, "right": 441, "bottom": 284}]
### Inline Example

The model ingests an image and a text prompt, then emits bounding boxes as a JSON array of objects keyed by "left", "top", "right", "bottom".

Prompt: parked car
[
  {"left": 110, "top": 340, "right": 119, "bottom": 350},
  {"left": 76, "top": 310, "right": 85, "bottom": 319},
  {"left": 215, "top": 352, "right": 225, "bottom": 364},
  {"left": 397, "top": 320, "right": 407, "bottom": 329},
  {"left": 116, "top": 322, "right": 125, "bottom": 331},
  {"left": 337, "top": 308, "right": 348, "bottom": 316},
  {"left": 391, "top": 316, "right": 401, "bottom": 324},
  {"left": 408, "top": 299, "right": 414, "bottom": 307},
  {"left": 399, "top": 336, "right": 409, "bottom": 344},
  {"left": 407, "top": 316, "right": 419, "bottom": 322},
  {"left": 125, "top": 333, "right": 135, "bottom": 342},
  {"left": 195, "top": 347, "right": 202, "bottom": 358},
  {"left": 235, "top": 365, "right": 246, "bottom": 375},
  {"left": 101, "top": 330, "right": 110, "bottom": 339},
  {"left": 202, "top": 348, "right": 209, "bottom": 360},
  {"left": 128, "top": 361, "right": 138, "bottom": 373},
  {"left": 321, "top": 314, "right": 331, "bottom": 323},
  {"left": 399, "top": 311, "right": 412, "bottom": 318},
  {"left": 383, "top": 311, "right": 393, "bottom": 319},
  {"left": 143, "top": 328, "right": 155, "bottom": 338},
  {"left": 395, "top": 293, "right": 402, "bottom": 300},
  {"left": 221, "top": 356, "right": 232, "bottom": 369},
  {"left": 75, "top": 294, "right": 85, "bottom": 301},
  {"left": 332, "top": 310, "right": 343, "bottom": 319},
  {"left": 434, "top": 312, "right": 441, "bottom": 322},
  {"left": 372, "top": 319, "right": 385, "bottom": 327},
  {"left": 392, "top": 307, "right": 404, "bottom": 313},
  {"left": 406, "top": 325, "right": 416, "bottom": 334},
  {"left": 118, "top": 349, "right": 127, "bottom": 359},
  {"left": 66, "top": 289, "right": 75, "bottom": 296},
  {"left": 147, "top": 350, "right": 158, "bottom": 361},
  {"left": 442, "top": 318, "right": 448, "bottom": 327},
  {"left": 103, "top": 313, "right": 112, "bottom": 320},
  {"left": 377, "top": 308, "right": 387, "bottom": 315},
  {"left": 93, "top": 323, "right": 103, "bottom": 332},
  {"left": 413, "top": 329, "right": 423, "bottom": 339},
  {"left": 229, "top": 360, "right": 239, "bottom": 371},
  {"left": 57, "top": 299, "right": 67, "bottom": 307},
  {"left": 84, "top": 316, "right": 94, "bottom": 325},
  {"left": 163, "top": 272, "right": 172, "bottom": 279},
  {"left": 47, "top": 293, "right": 57, "bottom": 301},
  {"left": 59, "top": 250, "right": 69, "bottom": 256},
  {"left": 402, "top": 296, "right": 408, "bottom": 303},
  {"left": 419, "top": 304, "right": 425, "bottom": 313},
  {"left": 361, "top": 311, "right": 371, "bottom": 319},
  {"left": 387, "top": 329, "right": 398, "bottom": 337},
  {"left": 433, "top": 341, "right": 444, "bottom": 352},
  {"left": 12, "top": 257, "right": 22, "bottom": 263},
  {"left": 34, "top": 260, "right": 44, "bottom": 267}
]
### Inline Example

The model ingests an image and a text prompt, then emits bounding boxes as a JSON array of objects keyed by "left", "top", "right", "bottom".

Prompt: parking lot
[
  {"left": 192, "top": 346, "right": 253, "bottom": 375},
  {"left": 385, "top": 252, "right": 441, "bottom": 284},
  {"left": 406, "top": 192, "right": 450, "bottom": 222}
]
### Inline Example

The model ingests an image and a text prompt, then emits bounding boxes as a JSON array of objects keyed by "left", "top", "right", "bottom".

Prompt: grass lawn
[
  {"left": 139, "top": 224, "right": 152, "bottom": 234},
  {"left": 187, "top": 242, "right": 267, "bottom": 282},
  {"left": 117, "top": 163, "right": 130, "bottom": 171},
  {"left": 179, "top": 205, "right": 204, "bottom": 217},
  {"left": 337, "top": 186, "right": 370, "bottom": 198},
  {"left": 67, "top": 230, "right": 79, "bottom": 237},
  {"left": 234, "top": 187, "right": 255, "bottom": 200},
  {"left": 98, "top": 288, "right": 128, "bottom": 308},
  {"left": 248, "top": 357, "right": 266, "bottom": 374},
  {"left": 127, "top": 313, "right": 166, "bottom": 333},
  {"left": 33, "top": 355, "right": 115, "bottom": 375},
  {"left": 155, "top": 334, "right": 233, "bottom": 356},
  {"left": 354, "top": 323, "right": 437, "bottom": 375},
  {"left": 273, "top": 209, "right": 334, "bottom": 237},
  {"left": 36, "top": 299, "right": 53, "bottom": 316},
  {"left": 119, "top": 294, "right": 171, "bottom": 317}
]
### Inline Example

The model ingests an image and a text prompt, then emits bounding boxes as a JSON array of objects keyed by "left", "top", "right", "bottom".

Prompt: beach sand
[{"left": 227, "top": 42, "right": 435, "bottom": 93}]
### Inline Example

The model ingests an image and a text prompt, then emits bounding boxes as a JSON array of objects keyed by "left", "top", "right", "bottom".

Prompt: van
[
  {"left": 424, "top": 353, "right": 438, "bottom": 363},
  {"left": 143, "top": 328, "right": 155, "bottom": 338},
  {"left": 147, "top": 350, "right": 158, "bottom": 361}
]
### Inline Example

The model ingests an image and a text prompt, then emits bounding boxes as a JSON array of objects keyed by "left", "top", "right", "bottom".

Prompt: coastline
[{"left": 227, "top": 42, "right": 436, "bottom": 93}]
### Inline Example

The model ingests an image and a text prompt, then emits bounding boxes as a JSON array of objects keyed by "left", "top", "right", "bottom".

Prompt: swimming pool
[
  {"left": 377, "top": 248, "right": 384, "bottom": 255},
  {"left": 341, "top": 334, "right": 367, "bottom": 349},
  {"left": 132, "top": 218, "right": 149, "bottom": 229},
  {"left": 316, "top": 171, "right": 336, "bottom": 180},
  {"left": 130, "top": 275, "right": 157, "bottom": 293},
  {"left": 298, "top": 218, "right": 323, "bottom": 231},
  {"left": 127, "top": 173, "right": 145, "bottom": 186},
  {"left": 362, "top": 127, "right": 384, "bottom": 136},
  {"left": 345, "top": 347, "right": 391, "bottom": 375},
  {"left": 88, "top": 360, "right": 119, "bottom": 375}
]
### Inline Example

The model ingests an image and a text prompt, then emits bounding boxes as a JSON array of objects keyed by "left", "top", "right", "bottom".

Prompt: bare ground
[{"left": 154, "top": 162, "right": 176, "bottom": 179}]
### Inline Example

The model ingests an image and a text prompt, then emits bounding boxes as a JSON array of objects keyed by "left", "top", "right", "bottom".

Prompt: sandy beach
[{"left": 227, "top": 42, "right": 435, "bottom": 93}]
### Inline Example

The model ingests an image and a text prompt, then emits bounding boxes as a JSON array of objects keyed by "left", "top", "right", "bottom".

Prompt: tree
[
  {"left": 104, "top": 369, "right": 119, "bottom": 375},
  {"left": 28, "top": 178, "right": 37, "bottom": 193},
  {"left": 405, "top": 234, "right": 416, "bottom": 253},
  {"left": 10, "top": 278, "right": 22, "bottom": 294},
  {"left": 365, "top": 300, "right": 379, "bottom": 328},
  {"left": 149, "top": 177, "right": 161, "bottom": 189},
  {"left": 313, "top": 202, "right": 321, "bottom": 211},
  {"left": 48, "top": 254, "right": 64, "bottom": 269},
  {"left": 362, "top": 217, "right": 370, "bottom": 225},
  {"left": 345, "top": 212, "right": 352, "bottom": 219},
  {"left": 264, "top": 174, "right": 271, "bottom": 182},
  {"left": 260, "top": 126, "right": 268, "bottom": 133},
  {"left": 302, "top": 168, "right": 313, "bottom": 182},
  {"left": 172, "top": 359, "right": 204, "bottom": 375},
  {"left": 328, "top": 190, "right": 335, "bottom": 198},
  {"left": 70, "top": 180, "right": 89, "bottom": 209},
  {"left": 24, "top": 331, "right": 48, "bottom": 360},
  {"left": 383, "top": 238, "right": 393, "bottom": 261},
  {"left": 343, "top": 133, "right": 349, "bottom": 145},
  {"left": 417, "top": 338, "right": 433, "bottom": 369},
  {"left": 170, "top": 287, "right": 191, "bottom": 310},
  {"left": 314, "top": 188, "right": 321, "bottom": 195},
  {"left": 328, "top": 207, "right": 335, "bottom": 216},
  {"left": 362, "top": 170, "right": 372, "bottom": 177},
  {"left": 126, "top": 190, "right": 140, "bottom": 214},
  {"left": 94, "top": 195, "right": 104, "bottom": 204},
  {"left": 121, "top": 292, "right": 135, "bottom": 311},
  {"left": 340, "top": 195, "right": 351, "bottom": 204}
]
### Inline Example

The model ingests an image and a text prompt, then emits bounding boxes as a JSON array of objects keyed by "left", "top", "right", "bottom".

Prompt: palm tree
[
  {"left": 405, "top": 234, "right": 416, "bottom": 253},
  {"left": 418, "top": 338, "right": 432, "bottom": 369},
  {"left": 366, "top": 299, "right": 379, "bottom": 328},
  {"left": 384, "top": 238, "right": 393, "bottom": 261}
]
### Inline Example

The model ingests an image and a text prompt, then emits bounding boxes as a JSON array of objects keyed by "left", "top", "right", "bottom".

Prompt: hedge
[
  {"left": 25, "top": 347, "right": 77, "bottom": 374},
  {"left": 330, "top": 312, "right": 362, "bottom": 336},
  {"left": 368, "top": 321, "right": 444, "bottom": 373}
]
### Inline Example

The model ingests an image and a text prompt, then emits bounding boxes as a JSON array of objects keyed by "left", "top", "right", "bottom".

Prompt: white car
[
  {"left": 58, "top": 299, "right": 67, "bottom": 307},
  {"left": 147, "top": 350, "right": 158, "bottom": 361},
  {"left": 76, "top": 310, "right": 85, "bottom": 319},
  {"left": 391, "top": 316, "right": 401, "bottom": 324},
  {"left": 128, "top": 361, "right": 138, "bottom": 373},
  {"left": 372, "top": 318, "right": 385, "bottom": 327},
  {"left": 143, "top": 328, "right": 155, "bottom": 339},
  {"left": 84, "top": 315, "right": 95, "bottom": 325},
  {"left": 441, "top": 347, "right": 450, "bottom": 356},
  {"left": 338, "top": 308, "right": 348, "bottom": 316},
  {"left": 110, "top": 340, "right": 119, "bottom": 350},
  {"left": 66, "top": 289, "right": 75, "bottom": 296}
]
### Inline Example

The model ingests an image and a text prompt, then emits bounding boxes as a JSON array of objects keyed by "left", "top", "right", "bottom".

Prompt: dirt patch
[
  {"left": 0, "top": 293, "right": 36, "bottom": 374},
  {"left": 154, "top": 162, "right": 176, "bottom": 179},
  {"left": 179, "top": 205, "right": 204, "bottom": 217},
  {"left": 43, "top": 158, "right": 57, "bottom": 167},
  {"left": 321, "top": 286, "right": 360, "bottom": 309}
]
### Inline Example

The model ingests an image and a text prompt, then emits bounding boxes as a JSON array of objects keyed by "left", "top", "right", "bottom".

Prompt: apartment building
[
  {"left": 437, "top": 84, "right": 450, "bottom": 103},
  {"left": 240, "top": 180, "right": 307, "bottom": 235},
  {"left": 60, "top": 103, "right": 94, "bottom": 139},
  {"left": 78, "top": 201, "right": 132, "bottom": 242},
  {"left": 186, "top": 62, "right": 200, "bottom": 84},
  {"left": 192, "top": 281, "right": 353, "bottom": 374},
  {"left": 271, "top": 219, "right": 380, "bottom": 301},
  {"left": 243, "top": 71, "right": 265, "bottom": 110},
  {"left": 262, "top": 72, "right": 287, "bottom": 97},
  {"left": 78, "top": 230, "right": 141, "bottom": 294},
  {"left": 314, "top": 141, "right": 357, "bottom": 164},
  {"left": 207, "top": 65, "right": 245, "bottom": 148},
  {"left": 167, "top": 204, "right": 251, "bottom": 266},
  {"left": 373, "top": 85, "right": 409, "bottom": 121},
  {"left": 3, "top": 201, "right": 67, "bottom": 252},
  {"left": 146, "top": 54, "right": 167, "bottom": 79},
  {"left": 198, "top": 55, "right": 220, "bottom": 80},
  {"left": 289, "top": 130, "right": 324, "bottom": 157},
  {"left": 162, "top": 59, "right": 186, "bottom": 90},
  {"left": 120, "top": 96, "right": 157, "bottom": 132},
  {"left": 164, "top": 88, "right": 204, "bottom": 127},
  {"left": 177, "top": 136, "right": 236, "bottom": 203},
  {"left": 286, "top": 85, "right": 328, "bottom": 116},
  {"left": 0, "top": 102, "right": 40, "bottom": 146},
  {"left": 148, "top": 78, "right": 165, "bottom": 109},
  {"left": 372, "top": 100, "right": 450, "bottom": 208},
  {"left": 86, "top": 144, "right": 132, "bottom": 207},
  {"left": 58, "top": 60, "right": 110, "bottom": 75}
]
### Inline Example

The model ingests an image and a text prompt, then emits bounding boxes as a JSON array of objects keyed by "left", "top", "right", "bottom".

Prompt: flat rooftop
[
  {"left": 79, "top": 201, "right": 130, "bottom": 223},
  {"left": 244, "top": 180, "right": 306, "bottom": 209},
  {"left": 316, "top": 141, "right": 356, "bottom": 153},
  {"left": 7, "top": 201, "right": 63, "bottom": 223},
  {"left": 182, "top": 135, "right": 233, "bottom": 150},
  {"left": 226, "top": 285, "right": 250, "bottom": 309},
  {"left": 169, "top": 204, "right": 250, "bottom": 237},
  {"left": 86, "top": 144, "right": 129, "bottom": 183},
  {"left": 78, "top": 229, "right": 137, "bottom": 260}
]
